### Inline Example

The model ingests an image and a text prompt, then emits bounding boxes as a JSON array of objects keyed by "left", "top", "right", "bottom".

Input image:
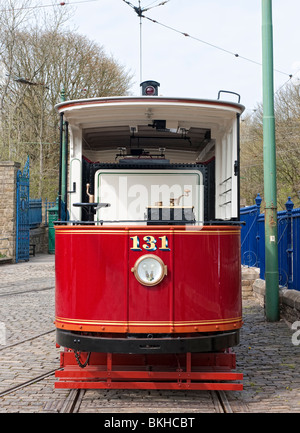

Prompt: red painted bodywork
[{"left": 55, "top": 225, "right": 242, "bottom": 335}]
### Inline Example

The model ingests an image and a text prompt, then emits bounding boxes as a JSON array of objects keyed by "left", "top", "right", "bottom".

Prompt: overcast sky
[{"left": 61, "top": 0, "right": 300, "bottom": 114}]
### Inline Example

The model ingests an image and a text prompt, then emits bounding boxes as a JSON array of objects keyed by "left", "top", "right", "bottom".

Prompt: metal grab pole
[{"left": 262, "top": 0, "right": 279, "bottom": 321}]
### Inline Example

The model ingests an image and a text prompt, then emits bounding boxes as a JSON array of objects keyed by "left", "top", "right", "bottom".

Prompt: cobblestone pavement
[
  {"left": 231, "top": 301, "right": 300, "bottom": 412},
  {"left": 0, "top": 254, "right": 299, "bottom": 413}
]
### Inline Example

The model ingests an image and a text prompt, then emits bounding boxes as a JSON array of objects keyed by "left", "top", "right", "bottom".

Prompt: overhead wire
[
  {"left": 275, "top": 77, "right": 293, "bottom": 94},
  {"left": 121, "top": 0, "right": 170, "bottom": 82},
  {"left": 122, "top": 0, "right": 295, "bottom": 103},
  {"left": 144, "top": 0, "right": 167, "bottom": 8},
  {"left": 139, "top": 12, "right": 292, "bottom": 79},
  {"left": 0, "top": 0, "right": 101, "bottom": 13},
  {"left": 0, "top": 0, "right": 294, "bottom": 82},
  {"left": 274, "top": 66, "right": 300, "bottom": 95}
]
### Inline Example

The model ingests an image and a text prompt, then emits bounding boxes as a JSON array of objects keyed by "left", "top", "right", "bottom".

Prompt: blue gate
[
  {"left": 16, "top": 157, "right": 30, "bottom": 263},
  {"left": 241, "top": 194, "right": 300, "bottom": 291}
]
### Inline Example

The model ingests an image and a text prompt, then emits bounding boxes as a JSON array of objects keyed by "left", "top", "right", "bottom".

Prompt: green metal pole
[{"left": 262, "top": 0, "right": 279, "bottom": 321}]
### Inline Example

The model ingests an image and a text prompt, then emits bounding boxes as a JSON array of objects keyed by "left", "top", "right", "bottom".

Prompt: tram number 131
[{"left": 130, "top": 235, "right": 170, "bottom": 251}]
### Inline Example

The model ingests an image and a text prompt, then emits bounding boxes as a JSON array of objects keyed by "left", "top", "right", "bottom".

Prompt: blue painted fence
[
  {"left": 29, "top": 199, "right": 42, "bottom": 228},
  {"left": 241, "top": 194, "right": 300, "bottom": 291},
  {"left": 28, "top": 199, "right": 57, "bottom": 228}
]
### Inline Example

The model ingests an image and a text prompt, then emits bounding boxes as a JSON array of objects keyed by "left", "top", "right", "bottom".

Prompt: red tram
[{"left": 54, "top": 81, "right": 245, "bottom": 390}]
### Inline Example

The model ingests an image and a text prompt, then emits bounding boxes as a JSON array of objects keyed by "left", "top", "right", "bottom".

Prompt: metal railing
[
  {"left": 28, "top": 199, "right": 57, "bottom": 228},
  {"left": 241, "top": 194, "right": 300, "bottom": 291},
  {"left": 29, "top": 199, "right": 42, "bottom": 228}
]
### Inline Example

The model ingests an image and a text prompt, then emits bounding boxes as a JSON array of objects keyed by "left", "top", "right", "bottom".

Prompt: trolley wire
[
  {"left": 0, "top": 0, "right": 295, "bottom": 80},
  {"left": 123, "top": 0, "right": 294, "bottom": 104},
  {"left": 138, "top": 11, "right": 292, "bottom": 79},
  {"left": 0, "top": 0, "right": 101, "bottom": 13},
  {"left": 122, "top": 0, "right": 170, "bottom": 83}
]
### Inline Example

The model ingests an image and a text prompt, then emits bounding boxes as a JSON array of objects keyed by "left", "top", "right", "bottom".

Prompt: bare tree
[
  {"left": 0, "top": 2, "right": 132, "bottom": 198},
  {"left": 240, "top": 83, "right": 300, "bottom": 209}
]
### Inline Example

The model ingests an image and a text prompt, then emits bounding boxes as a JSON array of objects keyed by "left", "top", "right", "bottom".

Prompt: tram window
[{"left": 93, "top": 168, "right": 205, "bottom": 225}]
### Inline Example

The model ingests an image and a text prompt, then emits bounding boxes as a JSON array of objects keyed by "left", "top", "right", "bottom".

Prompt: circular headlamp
[{"left": 131, "top": 255, "right": 167, "bottom": 286}]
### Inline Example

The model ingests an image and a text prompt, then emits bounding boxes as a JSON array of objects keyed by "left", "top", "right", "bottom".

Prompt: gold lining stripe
[{"left": 55, "top": 316, "right": 242, "bottom": 326}]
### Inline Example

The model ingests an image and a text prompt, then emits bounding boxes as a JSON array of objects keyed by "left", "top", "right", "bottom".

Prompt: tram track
[
  {"left": 0, "top": 286, "right": 54, "bottom": 297},
  {"left": 0, "top": 329, "right": 55, "bottom": 352},
  {"left": 0, "top": 325, "right": 237, "bottom": 413},
  {"left": 0, "top": 265, "right": 240, "bottom": 413},
  {"left": 58, "top": 388, "right": 235, "bottom": 413},
  {"left": 0, "top": 328, "right": 58, "bottom": 401},
  {"left": 0, "top": 328, "right": 238, "bottom": 413},
  {"left": 0, "top": 368, "right": 237, "bottom": 413},
  {"left": 0, "top": 368, "right": 59, "bottom": 398},
  {"left": 0, "top": 328, "right": 240, "bottom": 413},
  {"left": 214, "top": 390, "right": 233, "bottom": 413},
  {"left": 59, "top": 389, "right": 86, "bottom": 413}
]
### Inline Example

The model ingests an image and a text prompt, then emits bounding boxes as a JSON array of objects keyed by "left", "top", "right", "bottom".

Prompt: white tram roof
[{"left": 55, "top": 96, "right": 245, "bottom": 153}]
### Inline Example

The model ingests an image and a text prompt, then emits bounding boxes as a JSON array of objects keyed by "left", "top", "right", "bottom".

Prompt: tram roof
[
  {"left": 56, "top": 95, "right": 244, "bottom": 118},
  {"left": 55, "top": 96, "right": 245, "bottom": 153}
]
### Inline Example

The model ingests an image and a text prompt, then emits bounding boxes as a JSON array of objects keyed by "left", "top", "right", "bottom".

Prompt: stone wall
[
  {"left": 0, "top": 162, "right": 20, "bottom": 263},
  {"left": 242, "top": 266, "right": 260, "bottom": 299},
  {"left": 242, "top": 266, "right": 300, "bottom": 325},
  {"left": 252, "top": 279, "right": 300, "bottom": 325},
  {"left": 30, "top": 226, "right": 49, "bottom": 254}
]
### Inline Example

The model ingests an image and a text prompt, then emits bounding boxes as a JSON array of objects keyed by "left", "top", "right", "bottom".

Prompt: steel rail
[
  {"left": 215, "top": 390, "right": 233, "bottom": 413},
  {"left": 0, "top": 368, "right": 60, "bottom": 398},
  {"left": 0, "top": 286, "right": 54, "bottom": 297},
  {"left": 0, "top": 329, "right": 55, "bottom": 352},
  {"left": 57, "top": 389, "right": 234, "bottom": 413},
  {"left": 59, "top": 389, "right": 85, "bottom": 413}
]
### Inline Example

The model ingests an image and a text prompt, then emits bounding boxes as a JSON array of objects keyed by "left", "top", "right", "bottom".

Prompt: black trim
[
  {"left": 81, "top": 159, "right": 215, "bottom": 222},
  {"left": 56, "top": 329, "right": 240, "bottom": 354}
]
